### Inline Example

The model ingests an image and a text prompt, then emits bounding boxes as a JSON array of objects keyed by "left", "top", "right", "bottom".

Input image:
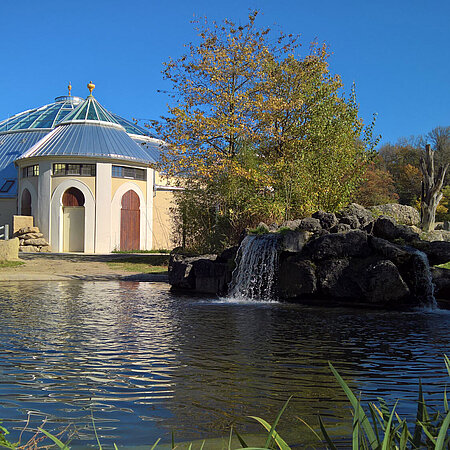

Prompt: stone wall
[{"left": 0, "top": 238, "right": 19, "bottom": 261}]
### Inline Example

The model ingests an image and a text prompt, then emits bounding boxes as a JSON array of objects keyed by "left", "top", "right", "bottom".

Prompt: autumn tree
[{"left": 153, "top": 12, "right": 379, "bottom": 251}]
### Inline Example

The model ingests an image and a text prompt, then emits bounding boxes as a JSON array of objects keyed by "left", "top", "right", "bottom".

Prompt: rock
[
  {"left": 302, "top": 230, "right": 371, "bottom": 261},
  {"left": 39, "top": 246, "right": 51, "bottom": 252},
  {"left": 370, "top": 204, "right": 420, "bottom": 226},
  {"left": 419, "top": 241, "right": 450, "bottom": 266},
  {"left": 337, "top": 203, "right": 374, "bottom": 229},
  {"left": 168, "top": 254, "right": 216, "bottom": 290},
  {"left": 298, "top": 217, "right": 322, "bottom": 233},
  {"left": 312, "top": 210, "right": 338, "bottom": 230},
  {"left": 395, "top": 224, "right": 420, "bottom": 242},
  {"left": 280, "top": 230, "right": 312, "bottom": 253},
  {"left": 216, "top": 246, "right": 238, "bottom": 264},
  {"left": 23, "top": 238, "right": 48, "bottom": 246},
  {"left": 369, "top": 236, "right": 412, "bottom": 265},
  {"left": 431, "top": 267, "right": 450, "bottom": 302},
  {"left": 256, "top": 222, "right": 270, "bottom": 233},
  {"left": 280, "top": 219, "right": 302, "bottom": 230},
  {"left": 19, "top": 245, "right": 38, "bottom": 252},
  {"left": 330, "top": 223, "right": 352, "bottom": 234},
  {"left": 419, "top": 230, "right": 450, "bottom": 242},
  {"left": 192, "top": 259, "right": 230, "bottom": 294},
  {"left": 278, "top": 257, "right": 316, "bottom": 299},
  {"left": 363, "top": 260, "right": 410, "bottom": 304},
  {"left": 20, "top": 232, "right": 44, "bottom": 240},
  {"left": 317, "top": 256, "right": 410, "bottom": 305},
  {"left": 316, "top": 258, "right": 357, "bottom": 298},
  {"left": 14, "top": 226, "right": 40, "bottom": 236},
  {"left": 372, "top": 216, "right": 400, "bottom": 240}
]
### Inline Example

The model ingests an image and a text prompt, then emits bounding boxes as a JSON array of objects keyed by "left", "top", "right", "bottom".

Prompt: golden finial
[
  {"left": 68, "top": 81, "right": 72, "bottom": 96},
  {"left": 87, "top": 81, "right": 95, "bottom": 95}
]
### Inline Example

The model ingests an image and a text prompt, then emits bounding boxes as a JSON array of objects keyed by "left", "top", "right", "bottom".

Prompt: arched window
[{"left": 21, "top": 189, "right": 32, "bottom": 216}]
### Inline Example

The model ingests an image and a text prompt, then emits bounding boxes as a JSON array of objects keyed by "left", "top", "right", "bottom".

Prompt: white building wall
[
  {"left": 37, "top": 161, "right": 52, "bottom": 241},
  {"left": 95, "top": 163, "right": 112, "bottom": 253}
]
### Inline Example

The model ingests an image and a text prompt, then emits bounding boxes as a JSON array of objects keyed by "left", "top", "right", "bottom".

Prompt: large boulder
[
  {"left": 192, "top": 259, "right": 230, "bottom": 294},
  {"left": 431, "top": 267, "right": 450, "bottom": 304},
  {"left": 312, "top": 210, "right": 338, "bottom": 230},
  {"left": 280, "top": 230, "right": 312, "bottom": 253},
  {"left": 302, "top": 230, "right": 371, "bottom": 261},
  {"left": 370, "top": 204, "right": 420, "bottom": 226},
  {"left": 278, "top": 256, "right": 316, "bottom": 299},
  {"left": 316, "top": 256, "right": 410, "bottom": 306},
  {"left": 369, "top": 236, "right": 412, "bottom": 265},
  {"left": 298, "top": 217, "right": 322, "bottom": 233},
  {"left": 414, "top": 241, "right": 450, "bottom": 266},
  {"left": 169, "top": 254, "right": 216, "bottom": 290},
  {"left": 337, "top": 203, "right": 374, "bottom": 229}
]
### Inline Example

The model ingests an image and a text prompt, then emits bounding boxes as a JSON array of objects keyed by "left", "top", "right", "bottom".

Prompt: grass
[
  {"left": 106, "top": 261, "right": 168, "bottom": 274},
  {"left": 112, "top": 249, "right": 171, "bottom": 254},
  {"left": 0, "top": 260, "right": 24, "bottom": 269}
]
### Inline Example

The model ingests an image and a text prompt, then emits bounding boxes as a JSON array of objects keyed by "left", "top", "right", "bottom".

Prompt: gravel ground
[{"left": 0, "top": 253, "right": 168, "bottom": 282}]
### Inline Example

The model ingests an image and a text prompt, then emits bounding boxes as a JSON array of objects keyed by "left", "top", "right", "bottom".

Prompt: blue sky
[{"left": 0, "top": 0, "right": 448, "bottom": 146}]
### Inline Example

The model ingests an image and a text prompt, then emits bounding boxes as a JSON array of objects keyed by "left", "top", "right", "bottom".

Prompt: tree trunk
[{"left": 420, "top": 144, "right": 449, "bottom": 231}]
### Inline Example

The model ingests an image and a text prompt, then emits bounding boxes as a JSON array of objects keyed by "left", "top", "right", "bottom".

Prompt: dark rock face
[
  {"left": 280, "top": 230, "right": 311, "bottom": 253},
  {"left": 302, "top": 230, "right": 371, "bottom": 261},
  {"left": 298, "top": 217, "right": 322, "bottom": 233},
  {"left": 419, "top": 241, "right": 450, "bottom": 266},
  {"left": 431, "top": 267, "right": 450, "bottom": 302},
  {"left": 168, "top": 203, "right": 441, "bottom": 309},
  {"left": 337, "top": 203, "right": 374, "bottom": 229},
  {"left": 312, "top": 210, "right": 338, "bottom": 230},
  {"left": 278, "top": 256, "right": 316, "bottom": 298}
]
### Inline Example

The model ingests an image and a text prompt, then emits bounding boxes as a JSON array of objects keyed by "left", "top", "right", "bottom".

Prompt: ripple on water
[{"left": 0, "top": 281, "right": 448, "bottom": 447}]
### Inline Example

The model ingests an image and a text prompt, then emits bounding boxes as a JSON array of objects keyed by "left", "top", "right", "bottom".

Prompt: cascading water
[
  {"left": 228, "top": 234, "right": 280, "bottom": 301},
  {"left": 409, "top": 248, "right": 437, "bottom": 308}
]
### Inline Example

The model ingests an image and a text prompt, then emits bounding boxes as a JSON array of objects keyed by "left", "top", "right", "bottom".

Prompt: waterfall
[
  {"left": 228, "top": 234, "right": 280, "bottom": 301},
  {"left": 409, "top": 248, "right": 437, "bottom": 308}
]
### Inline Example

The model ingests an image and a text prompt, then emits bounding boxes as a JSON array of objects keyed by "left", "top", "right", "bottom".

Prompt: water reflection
[{"left": 0, "top": 281, "right": 448, "bottom": 447}]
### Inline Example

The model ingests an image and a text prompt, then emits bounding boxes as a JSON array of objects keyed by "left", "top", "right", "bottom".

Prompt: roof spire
[
  {"left": 68, "top": 81, "right": 72, "bottom": 96},
  {"left": 87, "top": 81, "right": 95, "bottom": 96}
]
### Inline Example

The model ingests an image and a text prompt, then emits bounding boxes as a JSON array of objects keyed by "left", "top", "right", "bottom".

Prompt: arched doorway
[
  {"left": 120, "top": 190, "right": 140, "bottom": 251},
  {"left": 21, "top": 189, "right": 32, "bottom": 216},
  {"left": 62, "top": 187, "right": 85, "bottom": 252}
]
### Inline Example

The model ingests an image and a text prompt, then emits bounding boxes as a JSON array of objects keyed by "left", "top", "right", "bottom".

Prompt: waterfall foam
[{"left": 228, "top": 234, "right": 280, "bottom": 301}]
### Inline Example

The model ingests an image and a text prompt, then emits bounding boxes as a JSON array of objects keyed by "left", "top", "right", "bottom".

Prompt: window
[
  {"left": 112, "top": 165, "right": 146, "bottom": 181},
  {"left": 22, "top": 165, "right": 39, "bottom": 178},
  {"left": 52, "top": 163, "right": 96, "bottom": 177},
  {"left": 0, "top": 180, "right": 15, "bottom": 193}
]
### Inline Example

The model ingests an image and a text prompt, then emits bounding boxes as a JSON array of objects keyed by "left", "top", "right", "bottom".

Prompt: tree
[
  {"left": 420, "top": 144, "right": 449, "bottom": 231},
  {"left": 153, "top": 12, "right": 379, "bottom": 251},
  {"left": 354, "top": 156, "right": 398, "bottom": 206}
]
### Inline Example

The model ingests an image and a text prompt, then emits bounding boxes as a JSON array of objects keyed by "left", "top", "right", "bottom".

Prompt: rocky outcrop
[
  {"left": 370, "top": 203, "right": 420, "bottom": 226},
  {"left": 169, "top": 204, "right": 450, "bottom": 309},
  {"left": 14, "top": 227, "right": 51, "bottom": 252}
]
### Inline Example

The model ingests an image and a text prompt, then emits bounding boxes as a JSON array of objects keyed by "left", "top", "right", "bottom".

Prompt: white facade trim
[{"left": 50, "top": 179, "right": 95, "bottom": 253}]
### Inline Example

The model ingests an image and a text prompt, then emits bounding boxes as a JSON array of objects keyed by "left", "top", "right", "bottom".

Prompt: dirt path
[{"left": 0, "top": 254, "right": 168, "bottom": 282}]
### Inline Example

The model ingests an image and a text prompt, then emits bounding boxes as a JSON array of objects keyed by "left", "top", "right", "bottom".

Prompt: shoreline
[{"left": 0, "top": 252, "right": 169, "bottom": 283}]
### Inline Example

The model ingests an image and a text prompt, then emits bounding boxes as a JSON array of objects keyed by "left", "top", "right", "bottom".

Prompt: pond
[{"left": 0, "top": 281, "right": 448, "bottom": 448}]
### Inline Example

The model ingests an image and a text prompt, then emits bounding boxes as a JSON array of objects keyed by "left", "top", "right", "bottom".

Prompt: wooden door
[
  {"left": 21, "top": 189, "right": 32, "bottom": 216},
  {"left": 120, "top": 190, "right": 140, "bottom": 251}
]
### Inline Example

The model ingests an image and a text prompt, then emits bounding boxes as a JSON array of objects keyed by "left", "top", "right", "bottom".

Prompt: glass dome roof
[
  {"left": 0, "top": 96, "right": 83, "bottom": 132},
  {"left": 0, "top": 96, "right": 151, "bottom": 136}
]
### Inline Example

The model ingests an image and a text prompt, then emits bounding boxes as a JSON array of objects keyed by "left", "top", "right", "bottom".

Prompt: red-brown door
[{"left": 120, "top": 190, "right": 140, "bottom": 251}]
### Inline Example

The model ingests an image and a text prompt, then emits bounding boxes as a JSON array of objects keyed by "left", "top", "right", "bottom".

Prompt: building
[{"left": 0, "top": 82, "right": 177, "bottom": 252}]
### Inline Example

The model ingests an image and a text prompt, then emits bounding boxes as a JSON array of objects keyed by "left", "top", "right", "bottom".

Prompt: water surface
[{"left": 0, "top": 281, "right": 448, "bottom": 447}]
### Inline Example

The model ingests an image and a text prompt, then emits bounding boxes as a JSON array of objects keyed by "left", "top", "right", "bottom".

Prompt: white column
[
  {"left": 145, "top": 167, "right": 154, "bottom": 250},
  {"left": 95, "top": 162, "right": 112, "bottom": 253},
  {"left": 37, "top": 161, "right": 52, "bottom": 243}
]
